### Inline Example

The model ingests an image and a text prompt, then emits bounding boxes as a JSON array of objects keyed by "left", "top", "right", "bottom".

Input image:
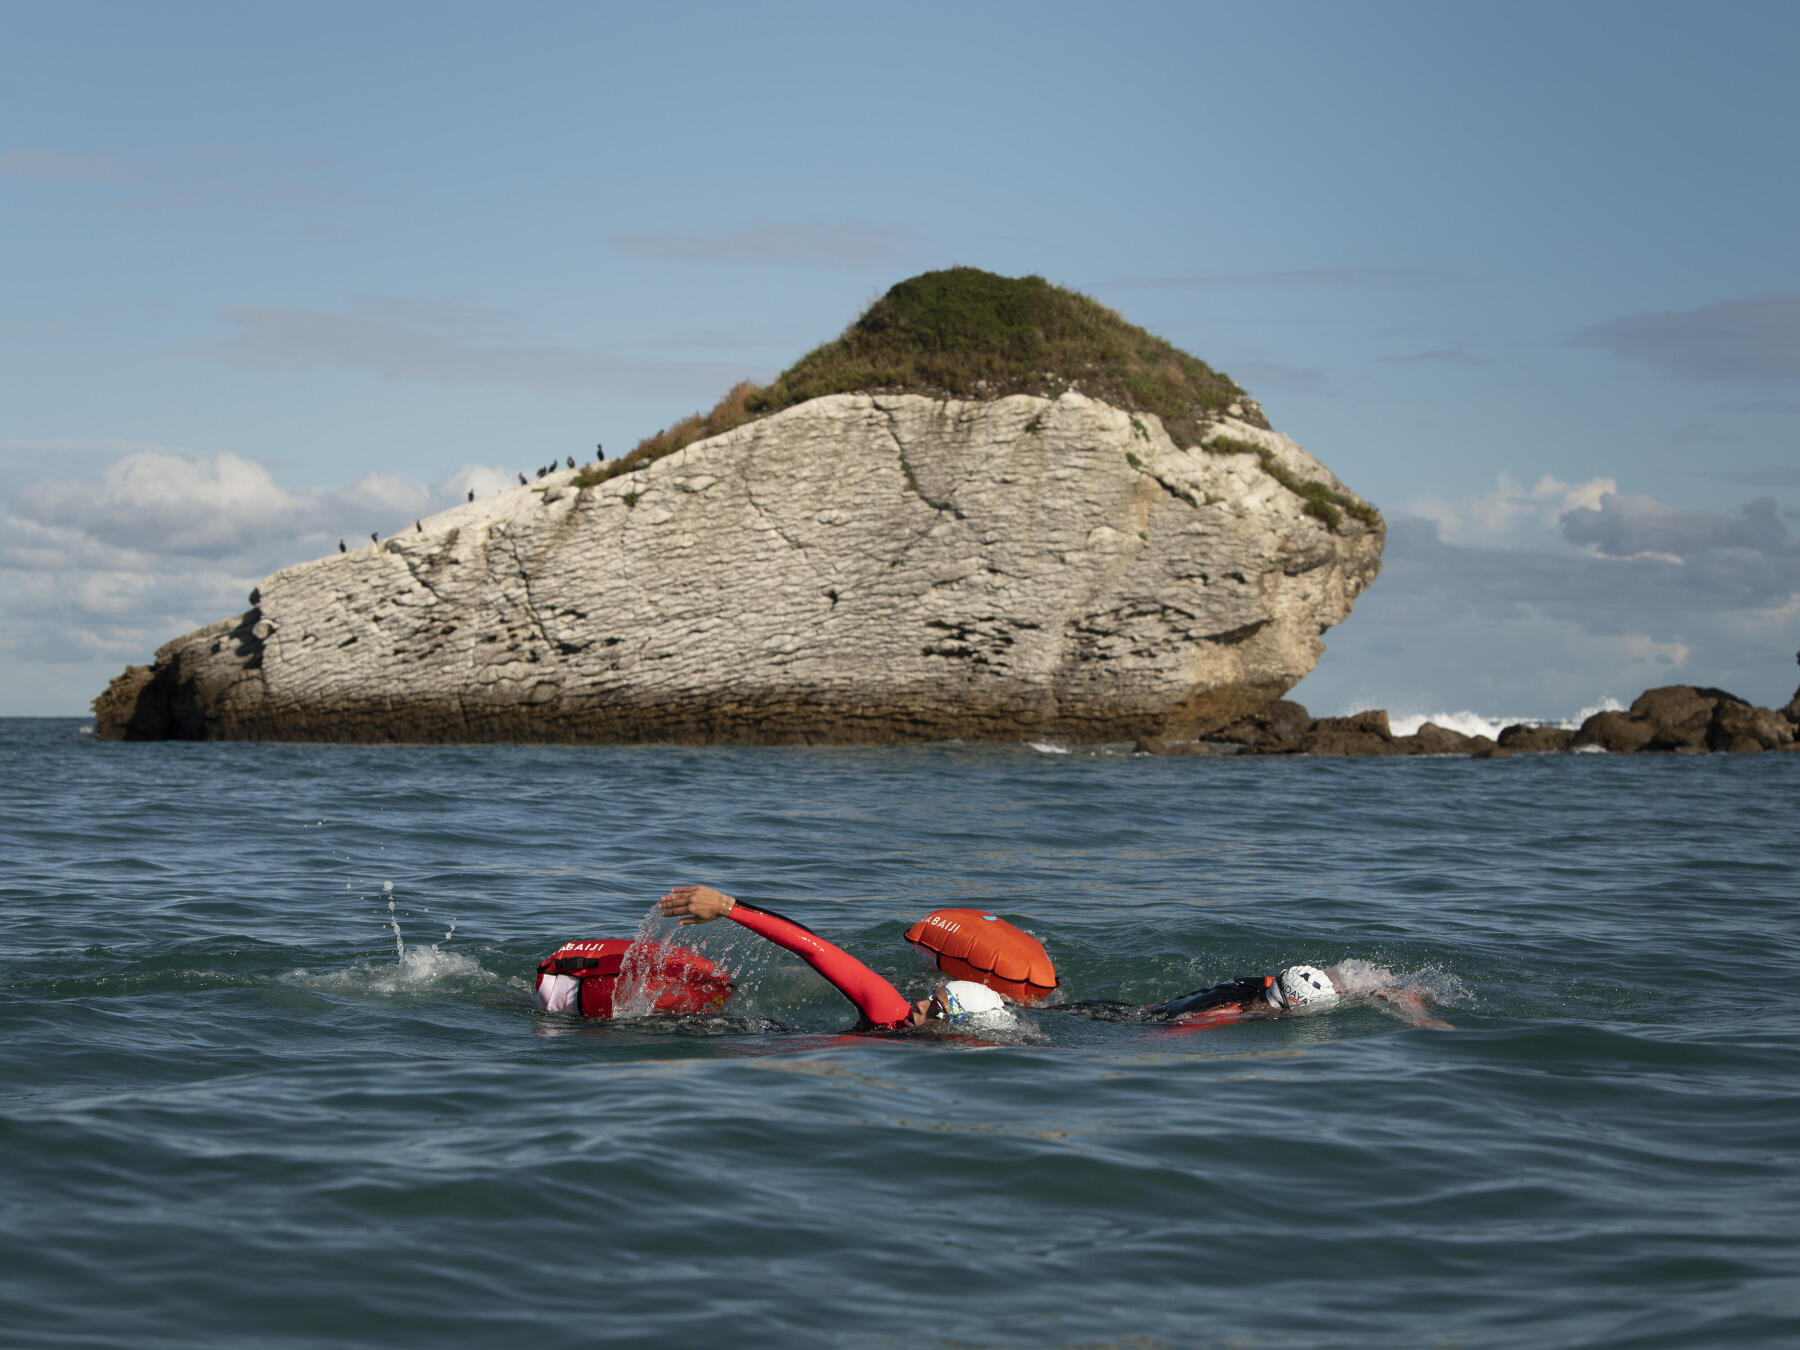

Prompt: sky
[{"left": 4, "top": 0, "right": 1797, "bottom": 722}]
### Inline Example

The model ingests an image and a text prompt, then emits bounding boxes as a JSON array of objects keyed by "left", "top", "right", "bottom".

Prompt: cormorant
[
  {"left": 596, "top": 443, "right": 605, "bottom": 460},
  {"left": 370, "top": 532, "right": 378, "bottom": 543},
  {"left": 518, "top": 472, "right": 527, "bottom": 485},
  {"left": 468, "top": 489, "right": 475, "bottom": 502},
  {"left": 339, "top": 540, "right": 346, "bottom": 553},
  {"left": 415, "top": 520, "right": 422, "bottom": 532},
  {"left": 565, "top": 455, "right": 575, "bottom": 469}
]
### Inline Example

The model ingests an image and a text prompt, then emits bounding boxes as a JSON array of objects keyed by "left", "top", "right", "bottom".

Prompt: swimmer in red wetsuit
[{"left": 656, "top": 885, "right": 1011, "bottom": 1030}]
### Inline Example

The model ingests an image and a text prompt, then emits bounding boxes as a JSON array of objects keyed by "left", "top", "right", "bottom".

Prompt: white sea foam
[
  {"left": 289, "top": 901, "right": 492, "bottom": 998},
  {"left": 1387, "top": 698, "right": 1624, "bottom": 740},
  {"left": 1025, "top": 740, "right": 1072, "bottom": 755},
  {"left": 290, "top": 944, "right": 494, "bottom": 998}
]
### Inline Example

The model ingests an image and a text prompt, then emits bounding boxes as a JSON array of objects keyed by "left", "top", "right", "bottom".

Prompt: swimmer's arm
[
  {"left": 657, "top": 886, "right": 915, "bottom": 1028},
  {"left": 1368, "top": 987, "right": 1454, "bottom": 1030}
]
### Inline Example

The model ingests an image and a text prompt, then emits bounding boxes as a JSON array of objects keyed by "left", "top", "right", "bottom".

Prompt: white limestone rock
[{"left": 94, "top": 392, "right": 1382, "bottom": 743}]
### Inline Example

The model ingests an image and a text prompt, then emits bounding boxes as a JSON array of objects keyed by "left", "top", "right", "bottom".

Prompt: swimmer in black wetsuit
[{"left": 1060, "top": 964, "right": 1341, "bottom": 1026}]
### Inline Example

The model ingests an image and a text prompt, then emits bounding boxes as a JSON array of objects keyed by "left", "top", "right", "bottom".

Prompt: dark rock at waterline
[
  {"left": 1409, "top": 721, "right": 1489, "bottom": 755},
  {"left": 1497, "top": 723, "right": 1575, "bottom": 753},
  {"left": 1302, "top": 710, "right": 1405, "bottom": 757},
  {"left": 1571, "top": 710, "right": 1656, "bottom": 754},
  {"left": 1630, "top": 685, "right": 1725, "bottom": 751},
  {"left": 1145, "top": 704, "right": 1490, "bottom": 757},
  {"left": 1709, "top": 701, "right": 1798, "bottom": 754},
  {"left": 1132, "top": 736, "right": 1240, "bottom": 756},
  {"left": 1142, "top": 682, "right": 1795, "bottom": 759},
  {"left": 1212, "top": 699, "right": 1313, "bottom": 750},
  {"left": 1495, "top": 686, "right": 1796, "bottom": 757}
]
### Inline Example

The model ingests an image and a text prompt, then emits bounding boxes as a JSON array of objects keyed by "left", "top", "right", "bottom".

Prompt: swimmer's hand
[
  {"left": 1372, "top": 988, "right": 1453, "bottom": 1030},
  {"left": 658, "top": 885, "right": 737, "bottom": 926}
]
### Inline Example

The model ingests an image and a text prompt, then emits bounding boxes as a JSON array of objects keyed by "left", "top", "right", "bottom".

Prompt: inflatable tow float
[
  {"left": 535, "top": 938, "right": 733, "bottom": 1018},
  {"left": 903, "top": 909, "right": 1057, "bottom": 1003}
]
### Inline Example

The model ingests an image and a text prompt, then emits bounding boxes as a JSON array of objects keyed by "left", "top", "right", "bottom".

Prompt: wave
[{"left": 1388, "top": 698, "right": 1624, "bottom": 741}]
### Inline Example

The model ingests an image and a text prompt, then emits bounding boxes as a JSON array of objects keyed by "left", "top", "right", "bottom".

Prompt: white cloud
[
  {"left": 18, "top": 451, "right": 305, "bottom": 556},
  {"left": 1404, "top": 472, "right": 1616, "bottom": 551},
  {"left": 1296, "top": 489, "right": 1800, "bottom": 719},
  {"left": 0, "top": 448, "right": 515, "bottom": 687},
  {"left": 1560, "top": 492, "right": 1787, "bottom": 562}
]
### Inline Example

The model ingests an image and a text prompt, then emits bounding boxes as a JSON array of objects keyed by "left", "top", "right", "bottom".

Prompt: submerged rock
[{"left": 94, "top": 392, "right": 1382, "bottom": 744}]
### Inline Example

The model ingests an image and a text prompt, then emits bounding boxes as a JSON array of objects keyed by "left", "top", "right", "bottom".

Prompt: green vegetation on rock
[
  {"left": 576, "top": 267, "right": 1263, "bottom": 489},
  {"left": 1208, "top": 435, "right": 1380, "bottom": 533}
]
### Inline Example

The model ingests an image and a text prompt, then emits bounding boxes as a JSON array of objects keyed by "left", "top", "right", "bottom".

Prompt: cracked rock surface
[{"left": 93, "top": 392, "right": 1383, "bottom": 743}]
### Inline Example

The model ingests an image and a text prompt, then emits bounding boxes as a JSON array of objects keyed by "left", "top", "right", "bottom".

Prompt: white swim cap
[
  {"left": 936, "top": 980, "right": 1014, "bottom": 1025},
  {"left": 1274, "top": 965, "right": 1338, "bottom": 1011}
]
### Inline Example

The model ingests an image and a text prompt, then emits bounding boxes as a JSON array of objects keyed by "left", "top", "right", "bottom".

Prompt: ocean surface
[{"left": 2, "top": 717, "right": 1796, "bottom": 1349}]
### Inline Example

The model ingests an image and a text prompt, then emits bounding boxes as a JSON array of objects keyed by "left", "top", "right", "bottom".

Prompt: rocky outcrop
[
  {"left": 1497, "top": 723, "right": 1575, "bottom": 754},
  {"left": 1764, "top": 687, "right": 1792, "bottom": 741},
  {"left": 94, "top": 392, "right": 1383, "bottom": 744},
  {"left": 1562, "top": 686, "right": 1796, "bottom": 754},
  {"left": 1142, "top": 706, "right": 1493, "bottom": 756},
  {"left": 1138, "top": 683, "right": 1797, "bottom": 758}
]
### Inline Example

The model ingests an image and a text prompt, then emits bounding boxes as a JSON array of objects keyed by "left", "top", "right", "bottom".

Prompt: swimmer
[
  {"left": 1062, "top": 962, "right": 1450, "bottom": 1029},
  {"left": 655, "top": 885, "right": 1012, "bottom": 1031},
  {"left": 1060, "top": 964, "right": 1340, "bottom": 1027}
]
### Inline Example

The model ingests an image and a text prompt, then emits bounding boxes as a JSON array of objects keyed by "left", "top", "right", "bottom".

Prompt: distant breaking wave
[{"left": 1387, "top": 699, "right": 1624, "bottom": 742}]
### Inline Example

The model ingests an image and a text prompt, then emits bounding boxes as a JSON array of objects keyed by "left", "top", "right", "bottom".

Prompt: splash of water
[
  {"left": 290, "top": 890, "right": 486, "bottom": 999},
  {"left": 1326, "top": 958, "right": 1470, "bottom": 1028}
]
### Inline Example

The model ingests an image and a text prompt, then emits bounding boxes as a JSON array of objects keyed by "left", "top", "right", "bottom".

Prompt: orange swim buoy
[{"left": 902, "top": 909, "right": 1058, "bottom": 1003}]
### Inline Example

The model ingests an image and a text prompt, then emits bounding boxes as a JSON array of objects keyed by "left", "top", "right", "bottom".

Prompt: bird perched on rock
[
  {"left": 467, "top": 489, "right": 475, "bottom": 502},
  {"left": 248, "top": 587, "right": 260, "bottom": 606},
  {"left": 565, "top": 455, "right": 574, "bottom": 469},
  {"left": 415, "top": 520, "right": 422, "bottom": 533},
  {"left": 518, "top": 472, "right": 527, "bottom": 485},
  {"left": 596, "top": 443, "right": 605, "bottom": 461},
  {"left": 339, "top": 540, "right": 346, "bottom": 553},
  {"left": 537, "top": 466, "right": 548, "bottom": 479},
  {"left": 370, "top": 532, "right": 378, "bottom": 544}
]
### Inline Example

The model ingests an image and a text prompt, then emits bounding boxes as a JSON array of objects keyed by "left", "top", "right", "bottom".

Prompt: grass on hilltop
[{"left": 574, "top": 267, "right": 1263, "bottom": 490}]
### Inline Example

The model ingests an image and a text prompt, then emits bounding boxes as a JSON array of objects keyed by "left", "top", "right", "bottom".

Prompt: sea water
[{"left": 1, "top": 718, "right": 1795, "bottom": 1348}]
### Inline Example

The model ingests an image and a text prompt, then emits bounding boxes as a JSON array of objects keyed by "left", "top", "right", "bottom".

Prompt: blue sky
[{"left": 4, "top": 0, "right": 1797, "bottom": 722}]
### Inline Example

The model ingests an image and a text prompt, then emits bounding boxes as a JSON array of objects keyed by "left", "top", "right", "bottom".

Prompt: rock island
[{"left": 93, "top": 269, "right": 1383, "bottom": 744}]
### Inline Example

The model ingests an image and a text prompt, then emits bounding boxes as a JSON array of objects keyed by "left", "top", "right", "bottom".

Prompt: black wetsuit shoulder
[
  {"left": 1055, "top": 998, "right": 1156, "bottom": 1023},
  {"left": 1146, "top": 976, "right": 1271, "bottom": 1021}
]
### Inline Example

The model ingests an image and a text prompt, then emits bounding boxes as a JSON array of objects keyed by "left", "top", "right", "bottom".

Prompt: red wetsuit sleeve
[{"left": 727, "top": 903, "right": 914, "bottom": 1029}]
